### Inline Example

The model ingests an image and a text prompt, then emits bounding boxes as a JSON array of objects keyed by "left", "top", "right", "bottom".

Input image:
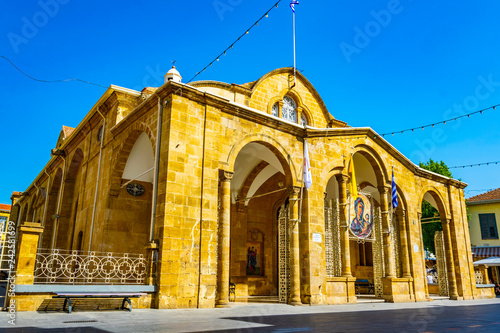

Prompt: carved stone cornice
[
  {"left": 220, "top": 170, "right": 233, "bottom": 182},
  {"left": 378, "top": 185, "right": 390, "bottom": 194},
  {"left": 396, "top": 209, "right": 406, "bottom": 219},
  {"left": 335, "top": 173, "right": 349, "bottom": 184},
  {"left": 289, "top": 186, "right": 301, "bottom": 197}
]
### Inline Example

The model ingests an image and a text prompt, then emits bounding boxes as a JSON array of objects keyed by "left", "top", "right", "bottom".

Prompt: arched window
[
  {"left": 282, "top": 96, "right": 297, "bottom": 122},
  {"left": 300, "top": 113, "right": 307, "bottom": 127},
  {"left": 271, "top": 103, "right": 279, "bottom": 117}
]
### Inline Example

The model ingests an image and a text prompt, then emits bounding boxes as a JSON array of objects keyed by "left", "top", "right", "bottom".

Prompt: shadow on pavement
[
  {"left": 193, "top": 303, "right": 500, "bottom": 333},
  {"left": 2, "top": 327, "right": 111, "bottom": 332}
]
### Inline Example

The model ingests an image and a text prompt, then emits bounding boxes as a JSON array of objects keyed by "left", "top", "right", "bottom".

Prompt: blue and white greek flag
[
  {"left": 391, "top": 171, "right": 398, "bottom": 208},
  {"left": 290, "top": 0, "right": 299, "bottom": 12}
]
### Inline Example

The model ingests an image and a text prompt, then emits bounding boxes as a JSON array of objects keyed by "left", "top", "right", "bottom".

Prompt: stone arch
[
  {"left": 265, "top": 88, "right": 315, "bottom": 127},
  {"left": 27, "top": 194, "right": 37, "bottom": 222},
  {"left": 110, "top": 123, "right": 156, "bottom": 196},
  {"left": 41, "top": 168, "right": 63, "bottom": 249},
  {"left": 237, "top": 161, "right": 269, "bottom": 204},
  {"left": 19, "top": 202, "right": 28, "bottom": 223},
  {"left": 32, "top": 188, "right": 46, "bottom": 223},
  {"left": 279, "top": 89, "right": 305, "bottom": 110},
  {"left": 11, "top": 203, "right": 21, "bottom": 223},
  {"left": 267, "top": 96, "right": 282, "bottom": 115},
  {"left": 249, "top": 67, "right": 332, "bottom": 123},
  {"left": 418, "top": 185, "right": 458, "bottom": 298},
  {"left": 49, "top": 168, "right": 63, "bottom": 196},
  {"left": 226, "top": 133, "right": 298, "bottom": 187},
  {"left": 56, "top": 147, "right": 84, "bottom": 250},
  {"left": 299, "top": 106, "right": 313, "bottom": 127},
  {"left": 66, "top": 148, "right": 84, "bottom": 182},
  {"left": 417, "top": 185, "right": 450, "bottom": 219},
  {"left": 227, "top": 137, "right": 294, "bottom": 297},
  {"left": 393, "top": 183, "right": 411, "bottom": 278},
  {"left": 351, "top": 144, "right": 390, "bottom": 187},
  {"left": 394, "top": 183, "right": 408, "bottom": 212}
]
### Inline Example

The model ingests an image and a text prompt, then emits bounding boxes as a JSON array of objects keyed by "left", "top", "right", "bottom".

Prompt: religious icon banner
[
  {"left": 246, "top": 242, "right": 262, "bottom": 275},
  {"left": 349, "top": 193, "right": 372, "bottom": 239}
]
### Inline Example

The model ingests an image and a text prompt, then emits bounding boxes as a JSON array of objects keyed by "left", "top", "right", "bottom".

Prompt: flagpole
[
  {"left": 293, "top": 7, "right": 296, "bottom": 85},
  {"left": 298, "top": 139, "right": 306, "bottom": 224}
]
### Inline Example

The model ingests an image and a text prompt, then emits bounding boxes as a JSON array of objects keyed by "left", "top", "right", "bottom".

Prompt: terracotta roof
[
  {"left": 62, "top": 126, "right": 75, "bottom": 138},
  {"left": 467, "top": 188, "right": 500, "bottom": 202},
  {"left": 0, "top": 204, "right": 11, "bottom": 211}
]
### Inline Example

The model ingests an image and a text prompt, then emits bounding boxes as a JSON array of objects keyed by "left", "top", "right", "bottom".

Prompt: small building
[
  {"left": 468, "top": 188, "right": 500, "bottom": 284},
  {"left": 6, "top": 67, "right": 486, "bottom": 311},
  {"left": 0, "top": 204, "right": 10, "bottom": 228}
]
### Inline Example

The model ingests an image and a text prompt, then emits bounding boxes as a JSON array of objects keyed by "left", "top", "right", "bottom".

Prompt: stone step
[{"left": 233, "top": 296, "right": 280, "bottom": 304}]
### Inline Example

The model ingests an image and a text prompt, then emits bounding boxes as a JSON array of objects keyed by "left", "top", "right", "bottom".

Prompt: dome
[{"left": 164, "top": 66, "right": 182, "bottom": 83}]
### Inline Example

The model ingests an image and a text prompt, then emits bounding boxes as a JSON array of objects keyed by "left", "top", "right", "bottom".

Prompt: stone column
[
  {"left": 397, "top": 209, "right": 412, "bottom": 278},
  {"left": 144, "top": 241, "right": 159, "bottom": 285},
  {"left": 216, "top": 171, "right": 233, "bottom": 307},
  {"left": 379, "top": 186, "right": 396, "bottom": 278},
  {"left": 278, "top": 101, "right": 284, "bottom": 118},
  {"left": 15, "top": 222, "right": 44, "bottom": 285},
  {"left": 289, "top": 186, "right": 302, "bottom": 305},
  {"left": 442, "top": 218, "right": 459, "bottom": 299},
  {"left": 296, "top": 106, "right": 303, "bottom": 124},
  {"left": 477, "top": 265, "right": 489, "bottom": 284},
  {"left": 336, "top": 174, "right": 351, "bottom": 277}
]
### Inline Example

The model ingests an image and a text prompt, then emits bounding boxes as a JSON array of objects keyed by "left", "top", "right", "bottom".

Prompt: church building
[{"left": 8, "top": 67, "right": 488, "bottom": 311}]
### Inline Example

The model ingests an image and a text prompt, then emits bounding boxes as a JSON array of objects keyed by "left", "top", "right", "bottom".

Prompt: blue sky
[{"left": 1, "top": 0, "right": 499, "bottom": 204}]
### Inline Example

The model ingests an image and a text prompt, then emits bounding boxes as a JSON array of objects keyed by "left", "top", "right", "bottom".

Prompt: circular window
[{"left": 126, "top": 183, "right": 145, "bottom": 197}]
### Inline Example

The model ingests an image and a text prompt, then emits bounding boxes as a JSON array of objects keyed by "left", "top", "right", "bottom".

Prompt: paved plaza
[{"left": 1, "top": 298, "right": 500, "bottom": 332}]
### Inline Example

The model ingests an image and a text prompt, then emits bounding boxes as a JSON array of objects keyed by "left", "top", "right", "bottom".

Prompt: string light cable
[
  {"left": 449, "top": 160, "right": 500, "bottom": 169},
  {"left": 380, "top": 103, "right": 500, "bottom": 137},
  {"left": 1, "top": 55, "right": 107, "bottom": 88},
  {"left": 186, "top": 0, "right": 283, "bottom": 83},
  {"left": 465, "top": 188, "right": 497, "bottom": 194}
]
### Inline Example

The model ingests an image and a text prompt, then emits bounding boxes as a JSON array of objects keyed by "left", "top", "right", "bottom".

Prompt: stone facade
[{"left": 9, "top": 67, "right": 480, "bottom": 310}]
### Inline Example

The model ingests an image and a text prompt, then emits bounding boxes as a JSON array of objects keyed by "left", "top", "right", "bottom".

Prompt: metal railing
[
  {"left": 475, "top": 271, "right": 484, "bottom": 285},
  {"left": 34, "top": 249, "right": 150, "bottom": 285}
]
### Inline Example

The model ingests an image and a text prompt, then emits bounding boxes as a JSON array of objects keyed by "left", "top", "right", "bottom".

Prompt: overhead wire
[
  {"left": 449, "top": 160, "right": 500, "bottom": 169},
  {"left": 380, "top": 104, "right": 500, "bottom": 137},
  {"left": 186, "top": 0, "right": 283, "bottom": 83},
  {"left": 1, "top": 55, "right": 108, "bottom": 89}
]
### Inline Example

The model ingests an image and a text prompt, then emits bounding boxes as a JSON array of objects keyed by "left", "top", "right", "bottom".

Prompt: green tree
[{"left": 419, "top": 159, "right": 452, "bottom": 255}]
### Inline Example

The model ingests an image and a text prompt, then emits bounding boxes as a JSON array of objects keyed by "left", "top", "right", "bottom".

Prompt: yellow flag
[{"left": 348, "top": 157, "right": 358, "bottom": 198}]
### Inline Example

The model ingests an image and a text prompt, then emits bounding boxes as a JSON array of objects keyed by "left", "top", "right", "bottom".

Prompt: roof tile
[{"left": 0, "top": 204, "right": 11, "bottom": 211}]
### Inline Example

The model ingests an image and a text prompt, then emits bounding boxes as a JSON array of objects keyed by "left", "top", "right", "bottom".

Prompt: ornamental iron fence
[
  {"left": 34, "top": 248, "right": 152, "bottom": 285},
  {"left": 475, "top": 270, "right": 484, "bottom": 285}
]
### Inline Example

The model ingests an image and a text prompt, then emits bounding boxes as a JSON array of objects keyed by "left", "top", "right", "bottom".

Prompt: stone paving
[{"left": 1, "top": 298, "right": 500, "bottom": 332}]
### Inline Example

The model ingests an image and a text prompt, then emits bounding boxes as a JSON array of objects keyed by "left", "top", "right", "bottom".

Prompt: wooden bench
[
  {"left": 355, "top": 279, "right": 374, "bottom": 295},
  {"left": 52, "top": 292, "right": 146, "bottom": 313}
]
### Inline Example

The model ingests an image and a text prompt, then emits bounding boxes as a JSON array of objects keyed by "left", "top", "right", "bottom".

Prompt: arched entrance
[
  {"left": 99, "top": 131, "right": 154, "bottom": 254},
  {"left": 227, "top": 141, "right": 295, "bottom": 303},
  {"left": 56, "top": 148, "right": 84, "bottom": 250},
  {"left": 324, "top": 148, "right": 412, "bottom": 302},
  {"left": 324, "top": 151, "right": 385, "bottom": 299},
  {"left": 419, "top": 189, "right": 458, "bottom": 299}
]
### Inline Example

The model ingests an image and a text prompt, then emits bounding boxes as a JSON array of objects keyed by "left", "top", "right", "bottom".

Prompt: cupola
[{"left": 164, "top": 66, "right": 182, "bottom": 83}]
